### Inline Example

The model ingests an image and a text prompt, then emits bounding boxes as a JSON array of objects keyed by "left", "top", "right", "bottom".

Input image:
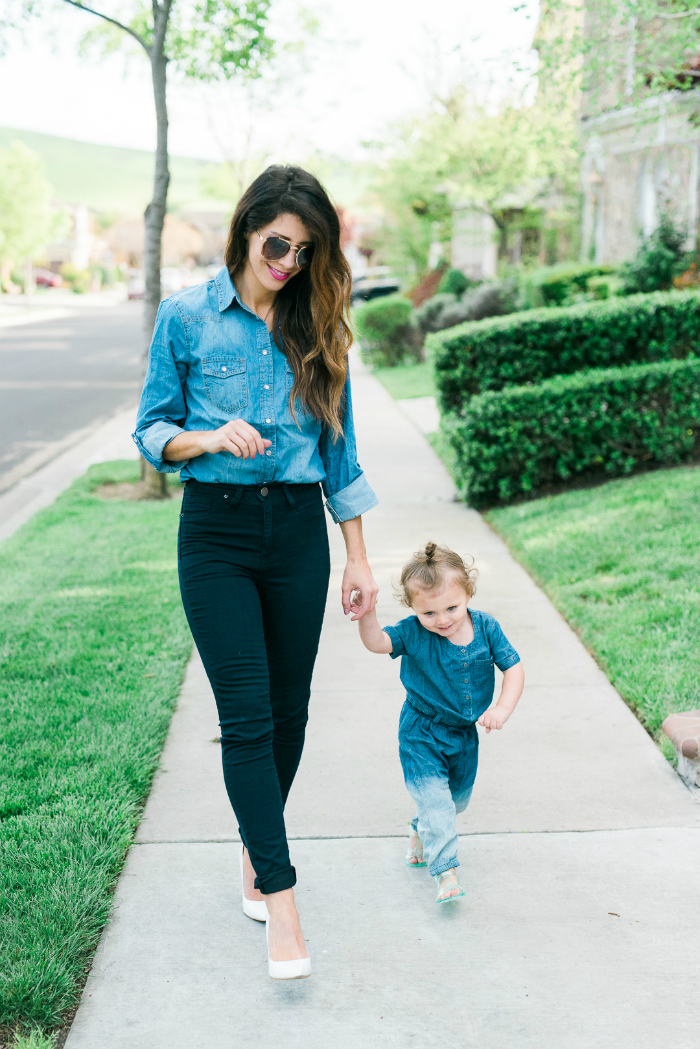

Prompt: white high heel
[
  {"left": 266, "top": 919, "right": 312, "bottom": 980},
  {"left": 239, "top": 846, "right": 269, "bottom": 922}
]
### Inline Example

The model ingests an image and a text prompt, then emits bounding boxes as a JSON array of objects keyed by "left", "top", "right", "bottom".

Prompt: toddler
[{"left": 358, "top": 542, "right": 524, "bottom": 903}]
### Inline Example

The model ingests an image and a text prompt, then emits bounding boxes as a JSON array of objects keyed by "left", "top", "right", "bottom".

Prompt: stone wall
[{"left": 580, "top": 97, "right": 700, "bottom": 263}]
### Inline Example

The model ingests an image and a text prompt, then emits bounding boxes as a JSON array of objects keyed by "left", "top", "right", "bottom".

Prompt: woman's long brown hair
[{"left": 225, "top": 165, "right": 352, "bottom": 439}]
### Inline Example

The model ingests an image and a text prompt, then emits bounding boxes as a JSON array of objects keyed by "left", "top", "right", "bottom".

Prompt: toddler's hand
[{"left": 478, "top": 706, "right": 510, "bottom": 733}]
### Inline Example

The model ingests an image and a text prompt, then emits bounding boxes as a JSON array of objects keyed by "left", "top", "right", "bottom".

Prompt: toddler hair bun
[{"left": 395, "top": 541, "right": 478, "bottom": 607}]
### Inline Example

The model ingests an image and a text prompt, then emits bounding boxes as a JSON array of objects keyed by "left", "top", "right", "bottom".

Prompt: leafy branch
[{"left": 61, "top": 0, "right": 151, "bottom": 54}]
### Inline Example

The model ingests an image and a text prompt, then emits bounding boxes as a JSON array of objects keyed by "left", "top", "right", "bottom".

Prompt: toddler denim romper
[{"left": 384, "top": 610, "right": 520, "bottom": 877}]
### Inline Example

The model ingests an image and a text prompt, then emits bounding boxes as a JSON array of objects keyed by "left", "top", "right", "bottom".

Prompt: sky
[{"left": 0, "top": 0, "right": 540, "bottom": 163}]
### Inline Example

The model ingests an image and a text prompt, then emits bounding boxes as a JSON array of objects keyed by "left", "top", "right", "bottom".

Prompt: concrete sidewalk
[{"left": 65, "top": 364, "right": 700, "bottom": 1049}]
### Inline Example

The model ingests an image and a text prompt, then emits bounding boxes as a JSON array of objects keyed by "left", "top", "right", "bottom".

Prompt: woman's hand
[
  {"left": 338, "top": 516, "right": 378, "bottom": 620},
  {"left": 202, "top": 420, "right": 272, "bottom": 459},
  {"left": 342, "top": 558, "right": 379, "bottom": 621},
  {"left": 164, "top": 421, "right": 272, "bottom": 461}
]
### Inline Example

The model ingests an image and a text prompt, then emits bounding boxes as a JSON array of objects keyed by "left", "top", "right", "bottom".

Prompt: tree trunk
[{"left": 137, "top": 4, "right": 172, "bottom": 500}]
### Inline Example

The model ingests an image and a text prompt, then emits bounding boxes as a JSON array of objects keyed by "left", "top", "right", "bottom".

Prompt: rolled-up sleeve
[
  {"left": 132, "top": 300, "right": 190, "bottom": 473},
  {"left": 318, "top": 372, "right": 378, "bottom": 523}
]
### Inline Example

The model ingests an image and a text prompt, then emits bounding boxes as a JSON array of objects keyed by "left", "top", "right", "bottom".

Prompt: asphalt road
[{"left": 0, "top": 303, "right": 144, "bottom": 490}]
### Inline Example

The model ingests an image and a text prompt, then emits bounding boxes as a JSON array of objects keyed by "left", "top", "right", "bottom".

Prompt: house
[
  {"left": 581, "top": 94, "right": 700, "bottom": 262},
  {"left": 580, "top": 3, "right": 700, "bottom": 261}
]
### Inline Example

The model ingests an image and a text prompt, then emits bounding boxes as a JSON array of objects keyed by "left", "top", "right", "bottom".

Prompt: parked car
[
  {"left": 33, "top": 268, "right": 62, "bottom": 288},
  {"left": 350, "top": 268, "right": 401, "bottom": 304}
]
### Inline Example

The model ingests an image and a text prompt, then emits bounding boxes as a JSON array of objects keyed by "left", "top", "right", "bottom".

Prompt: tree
[
  {"left": 538, "top": 0, "right": 700, "bottom": 115},
  {"left": 0, "top": 141, "right": 62, "bottom": 280},
  {"left": 49, "top": 0, "right": 275, "bottom": 496},
  {"left": 366, "top": 85, "right": 580, "bottom": 280},
  {"left": 198, "top": 13, "right": 319, "bottom": 211}
]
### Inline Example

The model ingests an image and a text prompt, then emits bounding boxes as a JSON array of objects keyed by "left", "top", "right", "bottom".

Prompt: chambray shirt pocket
[{"left": 201, "top": 356, "right": 248, "bottom": 415}]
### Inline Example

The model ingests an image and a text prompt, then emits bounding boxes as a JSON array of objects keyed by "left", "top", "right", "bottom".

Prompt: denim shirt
[
  {"left": 384, "top": 608, "right": 520, "bottom": 728},
  {"left": 132, "top": 267, "right": 378, "bottom": 524}
]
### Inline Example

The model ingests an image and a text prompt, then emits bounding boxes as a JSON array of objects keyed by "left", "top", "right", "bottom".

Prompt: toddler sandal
[
  {"left": 405, "top": 828, "right": 427, "bottom": 868},
  {"left": 436, "top": 870, "right": 465, "bottom": 904}
]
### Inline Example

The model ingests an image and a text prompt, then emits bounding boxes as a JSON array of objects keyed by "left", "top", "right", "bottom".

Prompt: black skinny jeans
[{"left": 178, "top": 479, "right": 330, "bottom": 894}]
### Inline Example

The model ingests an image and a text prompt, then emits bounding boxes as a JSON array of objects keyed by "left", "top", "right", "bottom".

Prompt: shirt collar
[{"left": 214, "top": 266, "right": 242, "bottom": 313}]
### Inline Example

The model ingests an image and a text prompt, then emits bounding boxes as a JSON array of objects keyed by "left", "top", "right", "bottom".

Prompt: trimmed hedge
[
  {"left": 443, "top": 357, "right": 700, "bottom": 508},
  {"left": 533, "top": 263, "right": 616, "bottom": 306},
  {"left": 430, "top": 289, "right": 700, "bottom": 411}
]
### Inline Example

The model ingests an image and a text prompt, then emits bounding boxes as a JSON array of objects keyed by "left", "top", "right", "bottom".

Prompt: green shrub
[
  {"left": 620, "top": 213, "right": 689, "bottom": 294},
  {"left": 443, "top": 357, "right": 700, "bottom": 508},
  {"left": 413, "top": 292, "right": 457, "bottom": 335},
  {"left": 414, "top": 282, "right": 518, "bottom": 337},
  {"left": 538, "top": 263, "right": 617, "bottom": 306},
  {"left": 353, "top": 294, "right": 421, "bottom": 367},
  {"left": 518, "top": 263, "right": 617, "bottom": 309},
  {"left": 437, "top": 268, "right": 474, "bottom": 296},
  {"left": 431, "top": 289, "right": 700, "bottom": 411},
  {"left": 586, "top": 274, "right": 622, "bottom": 299}
]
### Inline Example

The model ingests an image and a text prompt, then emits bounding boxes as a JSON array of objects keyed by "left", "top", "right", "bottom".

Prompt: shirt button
[
  {"left": 264, "top": 384, "right": 270, "bottom": 390},
  {"left": 266, "top": 419, "right": 271, "bottom": 424},
  {"left": 266, "top": 450, "right": 272, "bottom": 456},
  {"left": 221, "top": 366, "right": 227, "bottom": 372},
  {"left": 262, "top": 349, "right": 268, "bottom": 355}
]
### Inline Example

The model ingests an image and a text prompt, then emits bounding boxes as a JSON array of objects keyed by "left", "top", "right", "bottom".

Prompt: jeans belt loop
[
  {"left": 229, "top": 486, "right": 244, "bottom": 508},
  {"left": 282, "top": 484, "right": 296, "bottom": 508}
]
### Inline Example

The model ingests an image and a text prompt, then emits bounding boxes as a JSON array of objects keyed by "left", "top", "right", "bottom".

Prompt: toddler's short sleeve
[
  {"left": 383, "top": 615, "right": 419, "bottom": 660},
  {"left": 484, "top": 615, "right": 520, "bottom": 672}
]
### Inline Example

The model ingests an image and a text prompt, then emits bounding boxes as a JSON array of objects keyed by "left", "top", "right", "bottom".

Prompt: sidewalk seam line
[{"left": 133, "top": 825, "right": 700, "bottom": 844}]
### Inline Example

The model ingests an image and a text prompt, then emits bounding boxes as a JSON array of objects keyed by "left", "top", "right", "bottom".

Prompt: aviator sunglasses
[{"left": 256, "top": 230, "right": 313, "bottom": 268}]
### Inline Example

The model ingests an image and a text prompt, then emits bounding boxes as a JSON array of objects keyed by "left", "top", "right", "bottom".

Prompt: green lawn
[
  {"left": 0, "top": 462, "right": 191, "bottom": 1036},
  {"left": 373, "top": 360, "right": 436, "bottom": 400},
  {"left": 487, "top": 467, "right": 700, "bottom": 754}
]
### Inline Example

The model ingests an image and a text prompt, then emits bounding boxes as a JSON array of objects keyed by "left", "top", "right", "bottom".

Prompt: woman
[{"left": 133, "top": 165, "right": 378, "bottom": 979}]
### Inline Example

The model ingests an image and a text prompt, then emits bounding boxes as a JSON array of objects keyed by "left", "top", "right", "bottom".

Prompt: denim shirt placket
[
  {"left": 257, "top": 320, "right": 276, "bottom": 483},
  {"left": 459, "top": 645, "right": 471, "bottom": 707}
]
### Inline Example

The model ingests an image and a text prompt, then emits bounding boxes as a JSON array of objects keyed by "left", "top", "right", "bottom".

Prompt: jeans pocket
[
  {"left": 293, "top": 487, "right": 323, "bottom": 515},
  {"left": 202, "top": 356, "right": 248, "bottom": 414},
  {"left": 183, "top": 492, "right": 212, "bottom": 516}
]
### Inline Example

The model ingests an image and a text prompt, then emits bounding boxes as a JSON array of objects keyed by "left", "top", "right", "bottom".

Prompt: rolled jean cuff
[
  {"left": 255, "top": 865, "right": 297, "bottom": 894},
  {"left": 431, "top": 858, "right": 460, "bottom": 877}
]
